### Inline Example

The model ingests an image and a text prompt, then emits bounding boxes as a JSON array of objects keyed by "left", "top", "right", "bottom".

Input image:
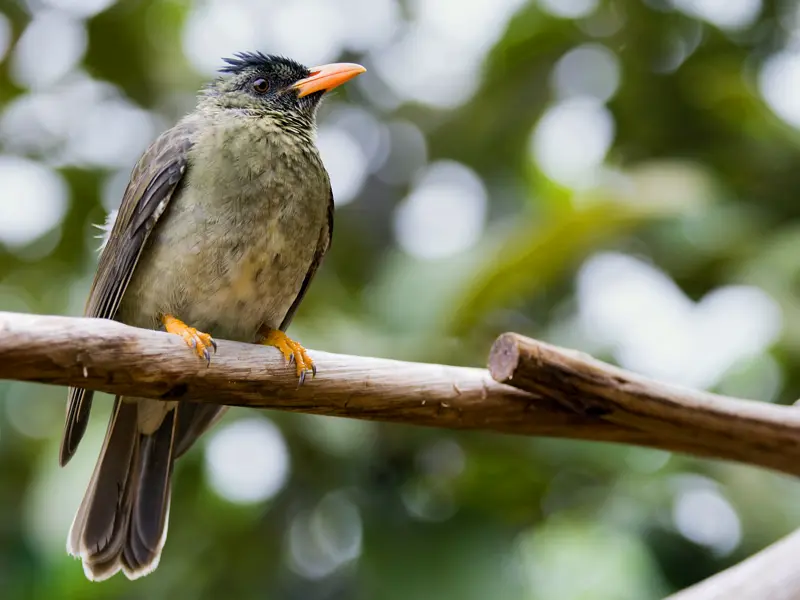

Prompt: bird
[{"left": 59, "top": 52, "right": 365, "bottom": 581}]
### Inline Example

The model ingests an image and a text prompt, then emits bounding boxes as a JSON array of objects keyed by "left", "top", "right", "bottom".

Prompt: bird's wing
[
  {"left": 279, "top": 186, "right": 334, "bottom": 330},
  {"left": 60, "top": 122, "right": 197, "bottom": 466}
]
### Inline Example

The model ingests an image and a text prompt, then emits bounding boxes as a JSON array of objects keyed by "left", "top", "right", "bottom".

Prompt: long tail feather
[
  {"left": 122, "top": 408, "right": 177, "bottom": 578},
  {"left": 68, "top": 398, "right": 179, "bottom": 581}
]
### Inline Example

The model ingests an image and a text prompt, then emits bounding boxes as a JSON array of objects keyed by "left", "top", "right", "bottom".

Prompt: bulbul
[{"left": 60, "top": 53, "right": 365, "bottom": 581}]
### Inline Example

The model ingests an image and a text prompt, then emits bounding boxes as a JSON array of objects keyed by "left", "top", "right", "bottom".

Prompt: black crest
[{"left": 220, "top": 52, "right": 309, "bottom": 78}]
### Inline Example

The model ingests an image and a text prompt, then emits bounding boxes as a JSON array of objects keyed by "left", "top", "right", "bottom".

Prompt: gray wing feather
[{"left": 60, "top": 123, "right": 196, "bottom": 466}]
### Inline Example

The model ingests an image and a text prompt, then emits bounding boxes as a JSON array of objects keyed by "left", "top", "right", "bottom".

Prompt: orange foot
[
  {"left": 259, "top": 326, "right": 315, "bottom": 385},
  {"left": 162, "top": 314, "right": 217, "bottom": 365}
]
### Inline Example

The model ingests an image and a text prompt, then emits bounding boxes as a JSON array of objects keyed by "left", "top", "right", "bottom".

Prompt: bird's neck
[
  {"left": 198, "top": 108, "right": 317, "bottom": 155},
  {"left": 187, "top": 110, "right": 325, "bottom": 199},
  {"left": 197, "top": 100, "right": 317, "bottom": 145},
  {"left": 265, "top": 110, "right": 317, "bottom": 146}
]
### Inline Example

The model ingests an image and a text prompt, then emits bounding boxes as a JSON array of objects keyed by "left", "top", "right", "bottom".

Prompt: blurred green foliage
[{"left": 1, "top": 0, "right": 800, "bottom": 599}]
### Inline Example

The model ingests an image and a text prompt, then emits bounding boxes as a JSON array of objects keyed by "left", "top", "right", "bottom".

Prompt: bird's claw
[
  {"left": 259, "top": 327, "right": 315, "bottom": 385},
  {"left": 162, "top": 314, "right": 216, "bottom": 366}
]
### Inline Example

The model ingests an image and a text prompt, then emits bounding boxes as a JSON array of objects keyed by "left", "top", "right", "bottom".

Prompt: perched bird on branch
[{"left": 59, "top": 52, "right": 365, "bottom": 581}]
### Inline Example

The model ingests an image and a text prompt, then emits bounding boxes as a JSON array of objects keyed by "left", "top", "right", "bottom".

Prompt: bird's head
[{"left": 204, "top": 52, "right": 365, "bottom": 126}]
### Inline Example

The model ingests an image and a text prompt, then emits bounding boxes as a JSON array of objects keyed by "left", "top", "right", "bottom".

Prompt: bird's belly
[
  {"left": 184, "top": 237, "right": 312, "bottom": 339},
  {"left": 119, "top": 190, "right": 322, "bottom": 342}
]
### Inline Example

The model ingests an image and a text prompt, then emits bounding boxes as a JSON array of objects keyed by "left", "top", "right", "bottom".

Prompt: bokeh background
[{"left": 1, "top": 0, "right": 800, "bottom": 598}]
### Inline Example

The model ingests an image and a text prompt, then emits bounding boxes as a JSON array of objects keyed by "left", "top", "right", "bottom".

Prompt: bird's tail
[{"left": 67, "top": 398, "right": 177, "bottom": 581}]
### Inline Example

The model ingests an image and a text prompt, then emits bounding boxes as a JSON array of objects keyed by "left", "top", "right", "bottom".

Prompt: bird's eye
[{"left": 252, "top": 78, "right": 269, "bottom": 94}]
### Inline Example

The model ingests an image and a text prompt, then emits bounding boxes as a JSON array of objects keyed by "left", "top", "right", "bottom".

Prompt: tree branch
[
  {"left": 1, "top": 311, "right": 799, "bottom": 598},
  {"left": 2, "top": 312, "right": 800, "bottom": 477},
  {"left": 0, "top": 311, "right": 644, "bottom": 441}
]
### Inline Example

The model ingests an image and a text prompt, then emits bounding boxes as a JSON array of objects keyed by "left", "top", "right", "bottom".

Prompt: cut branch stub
[{"left": 488, "top": 331, "right": 800, "bottom": 477}]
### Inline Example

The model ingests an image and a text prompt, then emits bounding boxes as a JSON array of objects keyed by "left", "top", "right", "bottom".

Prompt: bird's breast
[{"left": 120, "top": 124, "right": 330, "bottom": 342}]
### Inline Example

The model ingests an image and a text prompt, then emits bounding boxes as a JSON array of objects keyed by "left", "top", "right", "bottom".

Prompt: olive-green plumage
[{"left": 60, "top": 53, "right": 347, "bottom": 581}]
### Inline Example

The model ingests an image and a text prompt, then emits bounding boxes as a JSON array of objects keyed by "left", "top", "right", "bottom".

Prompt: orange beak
[{"left": 292, "top": 63, "right": 366, "bottom": 98}]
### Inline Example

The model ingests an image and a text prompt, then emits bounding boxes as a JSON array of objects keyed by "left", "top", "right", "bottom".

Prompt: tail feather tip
[
  {"left": 82, "top": 559, "right": 122, "bottom": 583},
  {"left": 121, "top": 554, "right": 162, "bottom": 581}
]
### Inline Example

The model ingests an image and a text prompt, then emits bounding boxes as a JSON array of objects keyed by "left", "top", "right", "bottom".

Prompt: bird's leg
[
  {"left": 258, "top": 325, "right": 315, "bottom": 384},
  {"left": 162, "top": 314, "right": 217, "bottom": 365}
]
